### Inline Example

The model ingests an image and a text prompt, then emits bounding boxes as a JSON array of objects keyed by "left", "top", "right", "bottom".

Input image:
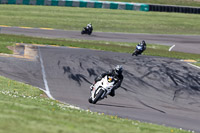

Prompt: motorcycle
[
  {"left": 132, "top": 45, "right": 144, "bottom": 56},
  {"left": 81, "top": 27, "right": 93, "bottom": 35},
  {"left": 88, "top": 75, "right": 115, "bottom": 104}
]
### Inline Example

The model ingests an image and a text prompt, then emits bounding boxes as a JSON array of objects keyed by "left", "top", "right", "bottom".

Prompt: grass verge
[
  {"left": 192, "top": 62, "right": 200, "bottom": 67},
  {"left": 0, "top": 41, "right": 13, "bottom": 54},
  {"left": 0, "top": 34, "right": 199, "bottom": 62},
  {"left": 0, "top": 5, "right": 200, "bottom": 35},
  {"left": 0, "top": 75, "right": 192, "bottom": 133}
]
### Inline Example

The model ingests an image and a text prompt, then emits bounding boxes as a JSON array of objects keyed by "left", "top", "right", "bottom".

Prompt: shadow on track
[{"left": 96, "top": 103, "right": 142, "bottom": 110}]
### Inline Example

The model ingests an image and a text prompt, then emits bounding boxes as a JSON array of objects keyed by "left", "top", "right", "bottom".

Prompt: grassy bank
[
  {"left": 0, "top": 75, "right": 192, "bottom": 133},
  {"left": 0, "top": 5, "right": 200, "bottom": 35}
]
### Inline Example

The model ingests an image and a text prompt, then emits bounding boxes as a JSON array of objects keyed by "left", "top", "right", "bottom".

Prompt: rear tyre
[
  {"left": 93, "top": 89, "right": 104, "bottom": 104},
  {"left": 88, "top": 30, "right": 92, "bottom": 35}
]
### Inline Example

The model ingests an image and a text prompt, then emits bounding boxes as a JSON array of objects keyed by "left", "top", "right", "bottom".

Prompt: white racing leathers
[{"left": 89, "top": 75, "right": 115, "bottom": 104}]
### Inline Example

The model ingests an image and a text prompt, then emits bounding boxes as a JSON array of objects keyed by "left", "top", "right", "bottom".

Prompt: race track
[
  {"left": 0, "top": 27, "right": 200, "bottom": 132},
  {"left": 0, "top": 44, "right": 200, "bottom": 132}
]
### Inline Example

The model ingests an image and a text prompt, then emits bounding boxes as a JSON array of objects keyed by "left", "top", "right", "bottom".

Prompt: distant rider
[
  {"left": 94, "top": 65, "right": 123, "bottom": 97},
  {"left": 86, "top": 22, "right": 93, "bottom": 32},
  {"left": 136, "top": 40, "right": 146, "bottom": 53}
]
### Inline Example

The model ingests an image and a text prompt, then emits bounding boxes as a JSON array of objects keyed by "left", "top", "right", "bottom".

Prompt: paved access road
[
  {"left": 0, "top": 44, "right": 200, "bottom": 132},
  {"left": 0, "top": 26, "right": 200, "bottom": 54}
]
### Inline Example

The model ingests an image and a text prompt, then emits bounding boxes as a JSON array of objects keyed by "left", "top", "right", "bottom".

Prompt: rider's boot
[{"left": 109, "top": 89, "right": 115, "bottom": 97}]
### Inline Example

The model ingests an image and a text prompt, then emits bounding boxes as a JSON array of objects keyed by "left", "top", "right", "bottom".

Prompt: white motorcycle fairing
[
  {"left": 136, "top": 45, "right": 143, "bottom": 51},
  {"left": 89, "top": 75, "right": 115, "bottom": 104}
]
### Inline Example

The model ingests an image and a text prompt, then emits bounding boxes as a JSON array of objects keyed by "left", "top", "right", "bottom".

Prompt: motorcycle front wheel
[
  {"left": 92, "top": 89, "right": 104, "bottom": 104},
  {"left": 132, "top": 51, "right": 137, "bottom": 56},
  {"left": 88, "top": 97, "right": 93, "bottom": 103}
]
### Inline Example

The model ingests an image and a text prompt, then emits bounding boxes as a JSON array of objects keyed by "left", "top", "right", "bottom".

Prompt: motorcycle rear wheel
[{"left": 88, "top": 31, "right": 92, "bottom": 35}]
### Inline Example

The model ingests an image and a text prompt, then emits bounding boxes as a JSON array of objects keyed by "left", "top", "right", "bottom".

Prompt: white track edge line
[
  {"left": 187, "top": 63, "right": 200, "bottom": 69},
  {"left": 169, "top": 45, "right": 175, "bottom": 51},
  {"left": 38, "top": 46, "right": 82, "bottom": 110},
  {"left": 38, "top": 47, "right": 55, "bottom": 100}
]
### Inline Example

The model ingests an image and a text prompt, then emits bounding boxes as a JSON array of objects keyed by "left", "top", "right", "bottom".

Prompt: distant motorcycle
[
  {"left": 132, "top": 41, "right": 146, "bottom": 56},
  {"left": 88, "top": 75, "right": 114, "bottom": 104},
  {"left": 132, "top": 44, "right": 147, "bottom": 56},
  {"left": 81, "top": 27, "right": 93, "bottom": 35}
]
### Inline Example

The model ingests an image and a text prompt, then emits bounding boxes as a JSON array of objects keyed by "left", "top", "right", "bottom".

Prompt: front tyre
[
  {"left": 93, "top": 89, "right": 104, "bottom": 104},
  {"left": 132, "top": 51, "right": 136, "bottom": 56},
  {"left": 88, "top": 97, "right": 93, "bottom": 103}
]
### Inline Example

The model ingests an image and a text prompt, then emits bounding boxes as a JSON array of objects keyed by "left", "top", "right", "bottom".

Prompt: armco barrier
[
  {"left": 149, "top": 4, "right": 200, "bottom": 14},
  {"left": 0, "top": 0, "right": 149, "bottom": 11}
]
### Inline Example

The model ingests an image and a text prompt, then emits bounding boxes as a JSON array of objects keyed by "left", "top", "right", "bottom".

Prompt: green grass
[
  {"left": 193, "top": 62, "right": 200, "bottom": 67},
  {"left": 0, "top": 41, "right": 13, "bottom": 54},
  {"left": 0, "top": 34, "right": 199, "bottom": 62},
  {"left": 0, "top": 75, "right": 192, "bottom": 133},
  {"left": 100, "top": 0, "right": 200, "bottom": 7},
  {"left": 0, "top": 5, "right": 200, "bottom": 35}
]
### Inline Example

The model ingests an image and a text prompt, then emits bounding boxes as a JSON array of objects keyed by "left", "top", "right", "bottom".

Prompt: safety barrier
[
  {"left": 1, "top": 0, "right": 199, "bottom": 14},
  {"left": 0, "top": 0, "right": 149, "bottom": 11},
  {"left": 149, "top": 4, "right": 200, "bottom": 14}
]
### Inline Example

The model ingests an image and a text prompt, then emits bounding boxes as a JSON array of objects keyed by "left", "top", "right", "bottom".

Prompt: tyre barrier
[
  {"left": 0, "top": 0, "right": 149, "bottom": 11},
  {"left": 149, "top": 4, "right": 200, "bottom": 14},
  {"left": 1, "top": 0, "right": 199, "bottom": 14}
]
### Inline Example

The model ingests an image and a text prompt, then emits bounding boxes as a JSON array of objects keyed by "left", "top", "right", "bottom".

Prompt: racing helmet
[
  {"left": 114, "top": 65, "right": 123, "bottom": 76},
  {"left": 141, "top": 40, "right": 146, "bottom": 45}
]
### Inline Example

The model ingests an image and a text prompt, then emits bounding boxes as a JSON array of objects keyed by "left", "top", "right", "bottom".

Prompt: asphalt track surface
[
  {"left": 0, "top": 26, "right": 200, "bottom": 54},
  {"left": 0, "top": 27, "right": 200, "bottom": 132}
]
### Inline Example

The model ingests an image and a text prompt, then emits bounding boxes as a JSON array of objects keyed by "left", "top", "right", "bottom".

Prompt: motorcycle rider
[
  {"left": 136, "top": 40, "right": 146, "bottom": 53},
  {"left": 94, "top": 65, "right": 123, "bottom": 97},
  {"left": 86, "top": 22, "right": 93, "bottom": 32},
  {"left": 132, "top": 40, "right": 147, "bottom": 56}
]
